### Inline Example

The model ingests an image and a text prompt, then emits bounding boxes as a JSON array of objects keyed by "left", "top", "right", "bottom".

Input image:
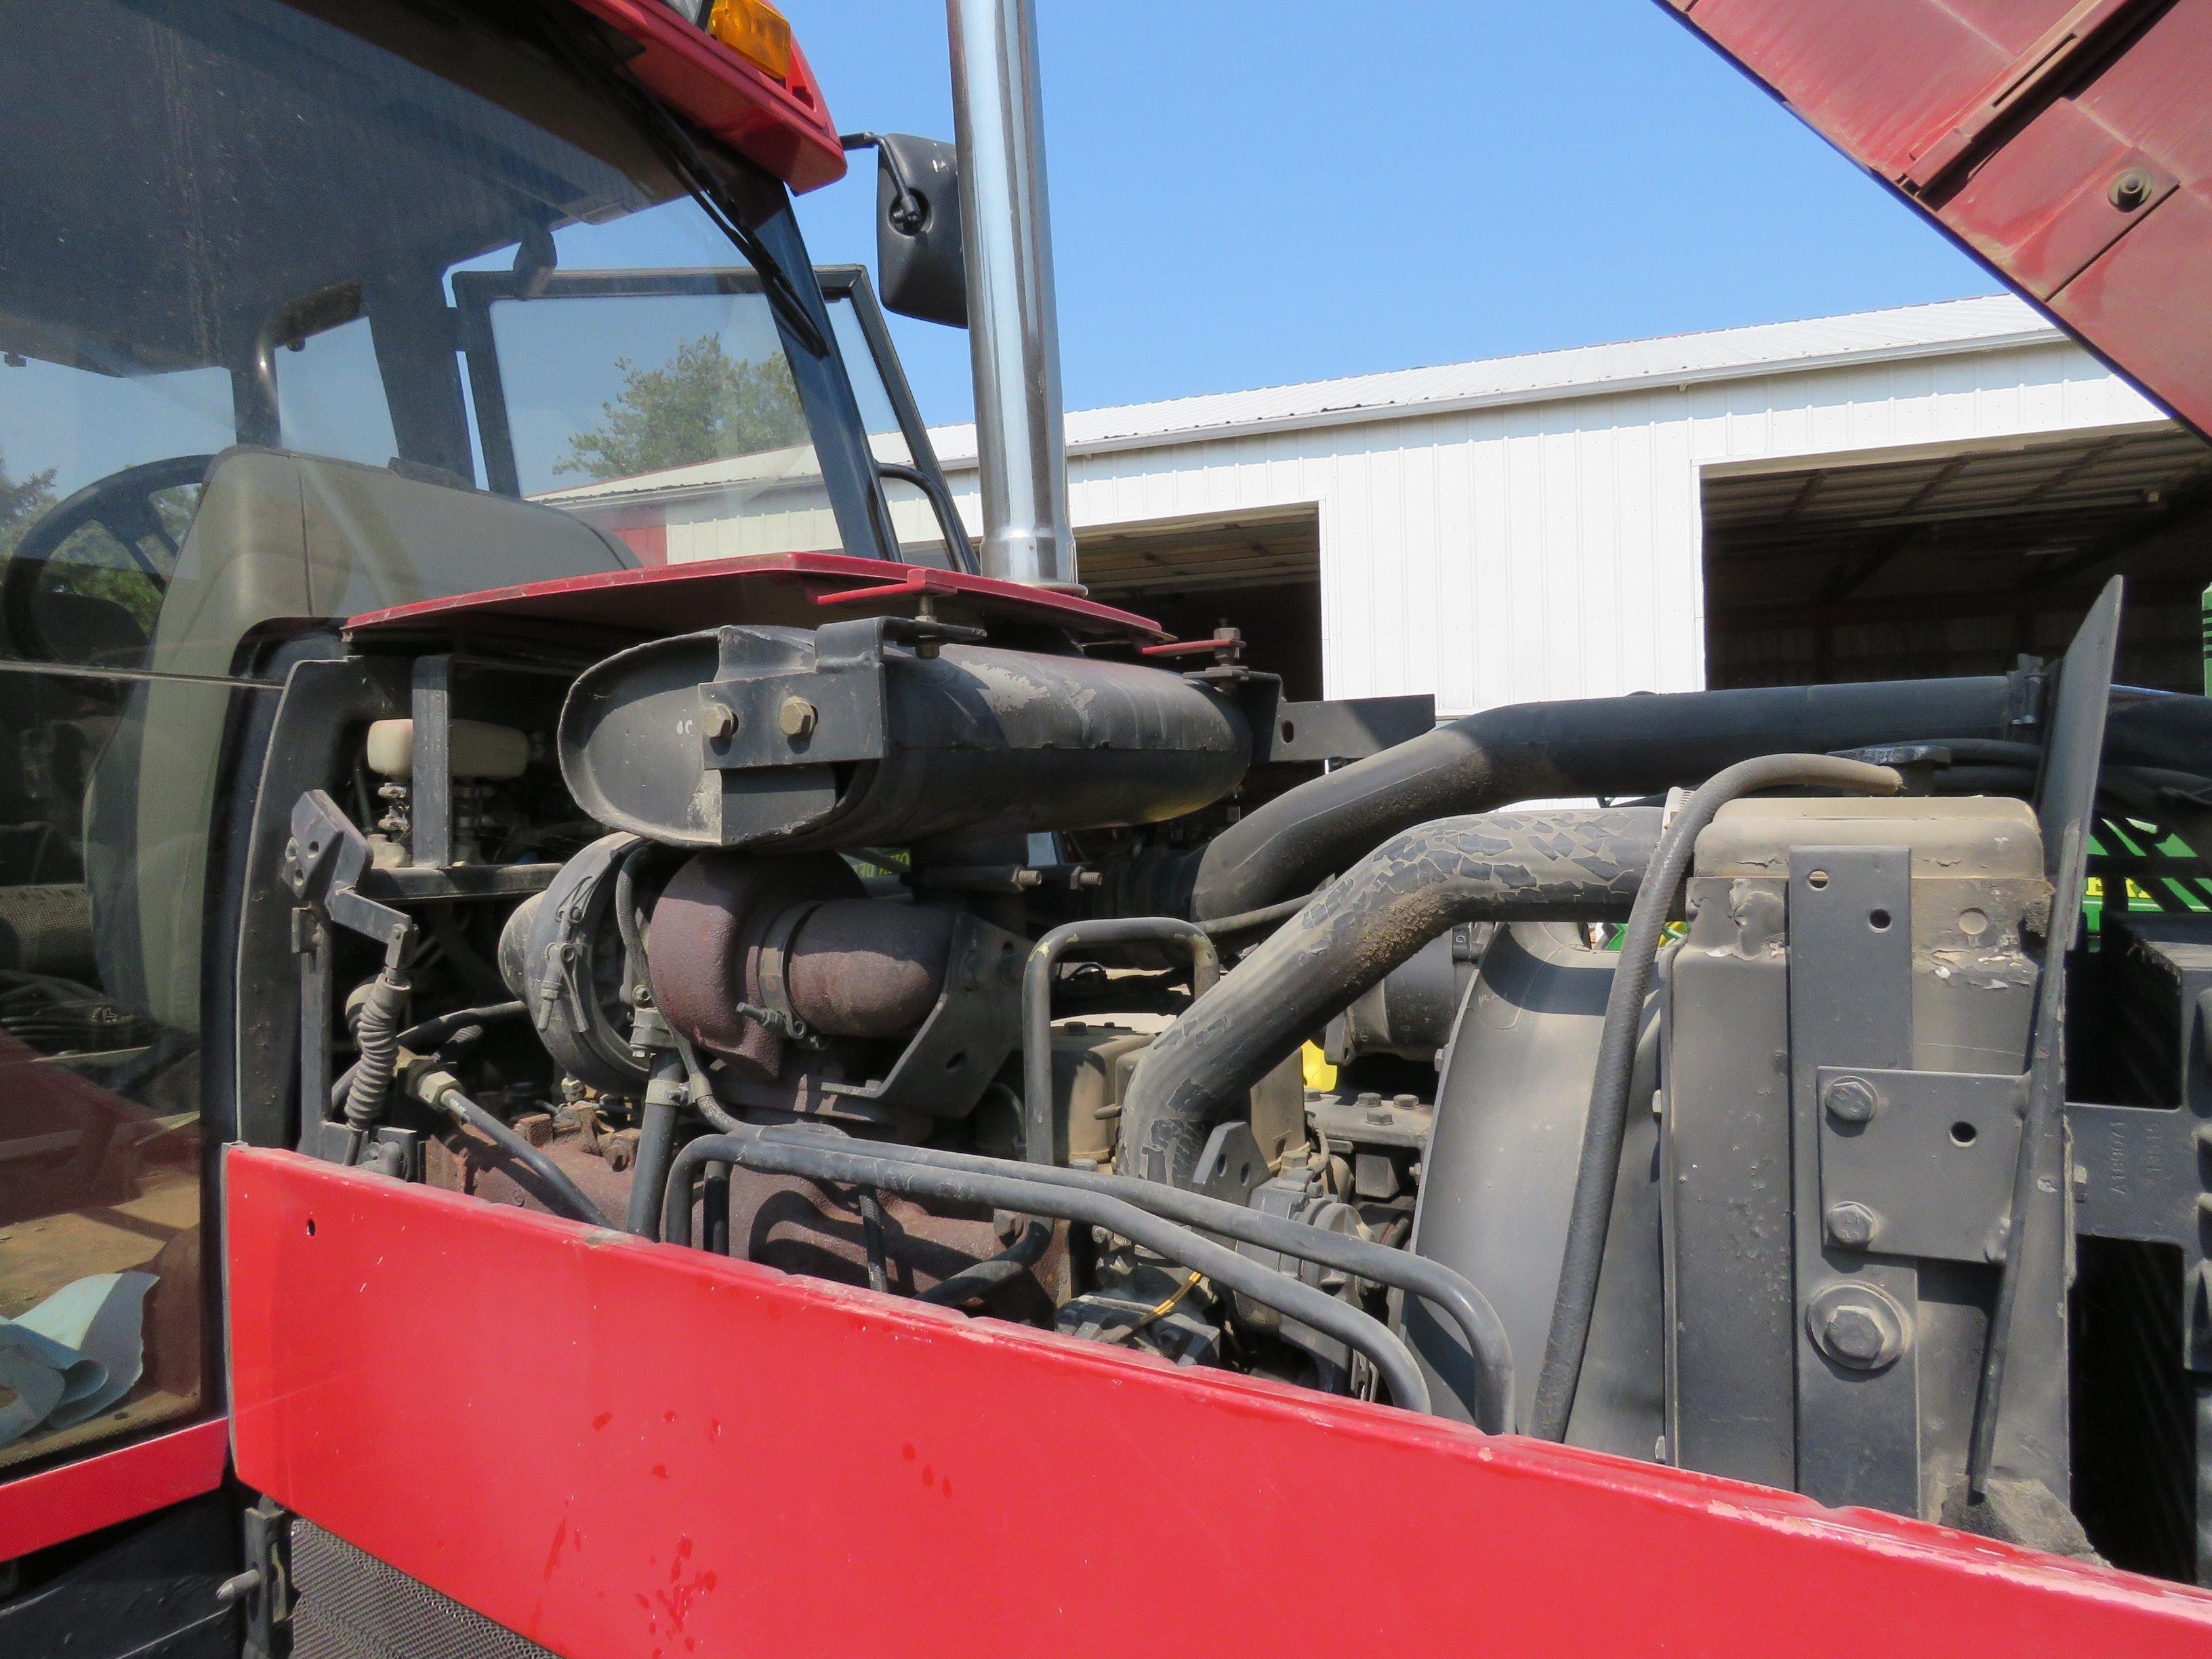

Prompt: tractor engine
[{"left": 267, "top": 556, "right": 2212, "bottom": 1584}]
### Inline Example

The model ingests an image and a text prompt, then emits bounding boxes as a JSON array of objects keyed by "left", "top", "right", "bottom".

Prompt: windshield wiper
[{"left": 534, "top": 17, "right": 831, "bottom": 359}]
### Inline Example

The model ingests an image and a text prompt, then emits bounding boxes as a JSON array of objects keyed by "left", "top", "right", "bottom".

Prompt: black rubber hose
[
  {"left": 328, "top": 1001, "right": 527, "bottom": 1109},
  {"left": 628, "top": 1101, "right": 680, "bottom": 1237},
  {"left": 917, "top": 1219, "right": 1052, "bottom": 1307},
  {"left": 340, "top": 964, "right": 410, "bottom": 1164},
  {"left": 1176, "top": 675, "right": 2022, "bottom": 922},
  {"left": 614, "top": 838, "right": 653, "bottom": 998},
  {"left": 1526, "top": 754, "right": 1902, "bottom": 1441},
  {"left": 432, "top": 1084, "right": 609, "bottom": 1227},
  {"left": 745, "top": 1126, "right": 1516, "bottom": 1431},
  {"left": 626, "top": 1052, "right": 688, "bottom": 1239},
  {"left": 664, "top": 1131, "right": 1433, "bottom": 1414},
  {"left": 1120, "top": 808, "right": 1663, "bottom": 1192},
  {"left": 1196, "top": 886, "right": 1325, "bottom": 941}
]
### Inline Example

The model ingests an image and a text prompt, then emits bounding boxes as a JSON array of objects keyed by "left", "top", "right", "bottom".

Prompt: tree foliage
[
  {"left": 554, "top": 333, "right": 808, "bottom": 483},
  {"left": 0, "top": 449, "right": 57, "bottom": 558}
]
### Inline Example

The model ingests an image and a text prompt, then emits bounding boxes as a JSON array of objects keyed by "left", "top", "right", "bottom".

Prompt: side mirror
[{"left": 872, "top": 134, "right": 967, "bottom": 329}]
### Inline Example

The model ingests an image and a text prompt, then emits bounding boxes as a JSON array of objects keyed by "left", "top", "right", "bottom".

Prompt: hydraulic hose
[
  {"left": 626, "top": 1050, "right": 690, "bottom": 1238},
  {"left": 1525, "top": 754, "right": 1902, "bottom": 1441},
  {"left": 743, "top": 1126, "right": 1515, "bottom": 1431},
  {"left": 413, "top": 1070, "right": 609, "bottom": 1227},
  {"left": 1173, "top": 675, "right": 2020, "bottom": 922},
  {"left": 918, "top": 1219, "right": 1052, "bottom": 1307},
  {"left": 663, "top": 1130, "right": 1433, "bottom": 1414},
  {"left": 328, "top": 1001, "right": 527, "bottom": 1110},
  {"left": 1120, "top": 808, "right": 1663, "bottom": 1193}
]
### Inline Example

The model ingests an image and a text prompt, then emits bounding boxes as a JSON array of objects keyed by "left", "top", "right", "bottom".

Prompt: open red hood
[{"left": 1663, "top": 0, "right": 2212, "bottom": 439}]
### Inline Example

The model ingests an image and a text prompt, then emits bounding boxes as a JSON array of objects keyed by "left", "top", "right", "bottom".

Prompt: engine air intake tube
[
  {"left": 1172, "top": 674, "right": 2033, "bottom": 924},
  {"left": 561, "top": 621, "right": 1252, "bottom": 851},
  {"left": 1119, "top": 807, "right": 1663, "bottom": 1192}
]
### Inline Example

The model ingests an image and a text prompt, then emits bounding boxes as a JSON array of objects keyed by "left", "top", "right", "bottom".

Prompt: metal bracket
[
  {"left": 817, "top": 912, "right": 1028, "bottom": 1119},
  {"left": 699, "top": 619, "right": 898, "bottom": 772},
  {"left": 1817, "top": 1066, "right": 2028, "bottom": 1264},
  {"left": 307, "top": 1120, "right": 426, "bottom": 1182},
  {"left": 1787, "top": 844, "right": 1923, "bottom": 1516},
  {"left": 1256, "top": 694, "right": 1438, "bottom": 764},
  {"left": 286, "top": 790, "right": 413, "bottom": 956},
  {"left": 222, "top": 1498, "right": 295, "bottom": 1659},
  {"left": 409, "top": 653, "right": 454, "bottom": 869}
]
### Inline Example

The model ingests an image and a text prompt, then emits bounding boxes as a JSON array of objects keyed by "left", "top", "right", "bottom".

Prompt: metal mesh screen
[{"left": 291, "top": 1520, "right": 562, "bottom": 1659}]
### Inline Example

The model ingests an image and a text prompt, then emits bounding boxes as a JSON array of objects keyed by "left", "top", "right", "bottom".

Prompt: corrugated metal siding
[
  {"left": 576, "top": 300, "right": 2169, "bottom": 720},
  {"left": 929, "top": 334, "right": 2158, "bottom": 717}
]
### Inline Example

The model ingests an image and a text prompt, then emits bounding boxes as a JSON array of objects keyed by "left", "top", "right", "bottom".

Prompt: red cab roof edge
[
  {"left": 344, "top": 552, "right": 1171, "bottom": 644},
  {"left": 568, "top": 0, "right": 846, "bottom": 193}
]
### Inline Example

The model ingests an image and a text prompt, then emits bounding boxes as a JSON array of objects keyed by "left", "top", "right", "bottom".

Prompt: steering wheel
[{"left": 1, "top": 455, "right": 215, "bottom": 663}]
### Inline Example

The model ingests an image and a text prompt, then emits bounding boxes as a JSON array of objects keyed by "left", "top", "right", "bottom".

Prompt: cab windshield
[{"left": 0, "top": 0, "right": 946, "bottom": 660}]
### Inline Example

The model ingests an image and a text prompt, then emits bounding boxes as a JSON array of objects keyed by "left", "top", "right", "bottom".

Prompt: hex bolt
[
  {"left": 779, "top": 697, "right": 819, "bottom": 740},
  {"left": 1822, "top": 1075, "right": 1879, "bottom": 1124},
  {"left": 1826, "top": 1201, "right": 1877, "bottom": 1248},
  {"left": 1807, "top": 1282, "right": 1910, "bottom": 1372},
  {"left": 1820, "top": 1305, "right": 1888, "bottom": 1368},
  {"left": 701, "top": 702, "right": 737, "bottom": 740},
  {"left": 2110, "top": 167, "right": 2153, "bottom": 210}
]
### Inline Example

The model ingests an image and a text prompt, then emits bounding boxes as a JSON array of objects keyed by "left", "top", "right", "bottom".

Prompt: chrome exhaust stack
[{"left": 947, "top": 0, "right": 1076, "bottom": 588}]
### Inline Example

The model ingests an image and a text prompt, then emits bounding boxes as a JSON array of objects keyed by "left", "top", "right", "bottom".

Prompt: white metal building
[{"left": 552, "top": 294, "right": 2212, "bottom": 708}]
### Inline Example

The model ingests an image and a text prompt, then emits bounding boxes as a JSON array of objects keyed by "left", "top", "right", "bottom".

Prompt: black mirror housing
[{"left": 874, "top": 134, "right": 967, "bottom": 329}]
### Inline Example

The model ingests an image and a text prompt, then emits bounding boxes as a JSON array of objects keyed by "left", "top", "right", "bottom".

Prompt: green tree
[
  {"left": 554, "top": 333, "right": 808, "bottom": 482},
  {"left": 0, "top": 448, "right": 57, "bottom": 558}
]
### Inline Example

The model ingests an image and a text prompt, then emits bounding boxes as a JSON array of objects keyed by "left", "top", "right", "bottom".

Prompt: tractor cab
[{"left": 0, "top": 0, "right": 956, "bottom": 1494}]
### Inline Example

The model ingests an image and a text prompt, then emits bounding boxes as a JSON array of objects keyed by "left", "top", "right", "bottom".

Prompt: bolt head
[
  {"left": 1826, "top": 1201, "right": 1877, "bottom": 1248},
  {"left": 701, "top": 702, "right": 737, "bottom": 740},
  {"left": 779, "top": 697, "right": 819, "bottom": 740},
  {"left": 1824, "top": 1306, "right": 1886, "bottom": 1364},
  {"left": 1807, "top": 1283, "right": 1910, "bottom": 1372},
  {"left": 1822, "top": 1076, "right": 1879, "bottom": 1124}
]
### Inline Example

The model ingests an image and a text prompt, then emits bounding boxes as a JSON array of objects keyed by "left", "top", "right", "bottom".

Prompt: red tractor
[{"left": 6, "top": 1, "right": 2212, "bottom": 1654}]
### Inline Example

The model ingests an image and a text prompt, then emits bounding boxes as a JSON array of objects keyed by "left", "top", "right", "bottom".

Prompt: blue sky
[{"left": 787, "top": 0, "right": 2000, "bottom": 428}]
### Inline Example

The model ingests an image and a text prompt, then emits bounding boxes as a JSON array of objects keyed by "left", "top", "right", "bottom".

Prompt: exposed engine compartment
[{"left": 261, "top": 541, "right": 2212, "bottom": 1584}]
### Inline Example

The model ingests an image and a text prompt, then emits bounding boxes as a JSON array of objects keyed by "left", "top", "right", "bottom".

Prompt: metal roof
[{"left": 928, "top": 295, "right": 2062, "bottom": 464}]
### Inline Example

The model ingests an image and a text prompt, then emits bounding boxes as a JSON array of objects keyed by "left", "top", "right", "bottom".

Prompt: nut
[
  {"left": 1822, "top": 1075, "right": 1879, "bottom": 1124},
  {"left": 2110, "top": 167, "right": 2154, "bottom": 210},
  {"left": 779, "top": 697, "right": 819, "bottom": 740},
  {"left": 1825, "top": 1201, "right": 1877, "bottom": 1248},
  {"left": 602, "top": 1128, "right": 641, "bottom": 1172}
]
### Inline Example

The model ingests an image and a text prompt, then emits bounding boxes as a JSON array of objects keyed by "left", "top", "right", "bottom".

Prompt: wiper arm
[{"left": 534, "top": 18, "right": 831, "bottom": 359}]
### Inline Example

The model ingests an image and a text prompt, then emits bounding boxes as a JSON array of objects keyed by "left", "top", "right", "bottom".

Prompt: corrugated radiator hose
[{"left": 1117, "top": 808, "right": 1663, "bottom": 1195}]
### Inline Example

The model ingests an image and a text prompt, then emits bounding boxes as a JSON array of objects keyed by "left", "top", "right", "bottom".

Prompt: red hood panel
[
  {"left": 1664, "top": 0, "right": 2212, "bottom": 438},
  {"left": 344, "top": 552, "right": 1168, "bottom": 645}
]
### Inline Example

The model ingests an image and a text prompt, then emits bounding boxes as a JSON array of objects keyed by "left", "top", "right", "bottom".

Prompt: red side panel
[
  {"left": 226, "top": 1149, "right": 2212, "bottom": 1658},
  {"left": 1664, "top": 0, "right": 2212, "bottom": 438},
  {"left": 567, "top": 0, "right": 844, "bottom": 193},
  {"left": 0, "top": 1420, "right": 230, "bottom": 1563}
]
